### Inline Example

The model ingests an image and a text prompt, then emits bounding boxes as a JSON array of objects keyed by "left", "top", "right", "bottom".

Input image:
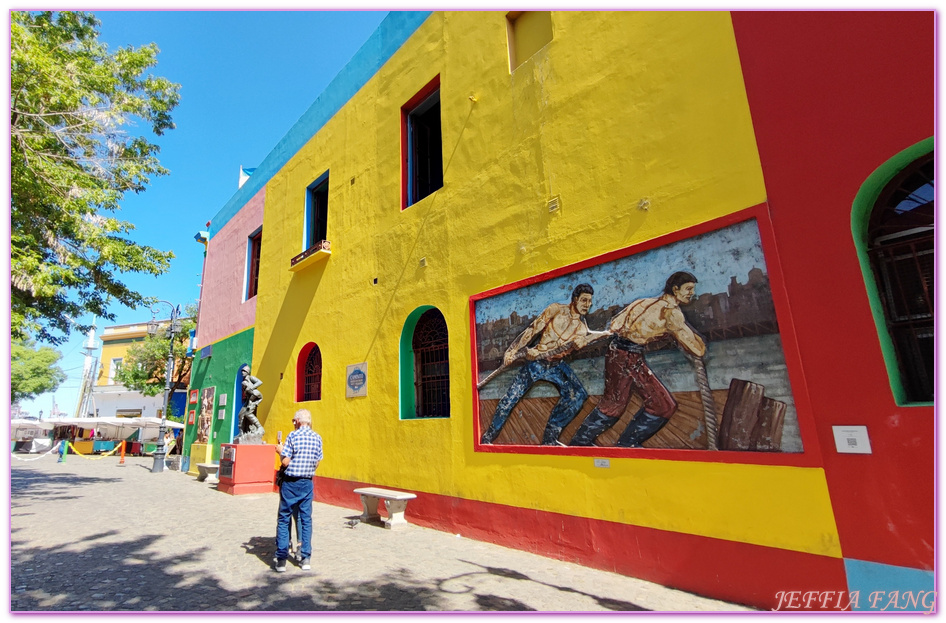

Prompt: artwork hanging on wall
[
  {"left": 197, "top": 387, "right": 215, "bottom": 443},
  {"left": 472, "top": 213, "right": 803, "bottom": 453}
]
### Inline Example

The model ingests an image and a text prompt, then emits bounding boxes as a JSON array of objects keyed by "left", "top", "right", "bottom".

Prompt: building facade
[
  {"left": 185, "top": 11, "right": 934, "bottom": 610},
  {"left": 93, "top": 321, "right": 188, "bottom": 420}
]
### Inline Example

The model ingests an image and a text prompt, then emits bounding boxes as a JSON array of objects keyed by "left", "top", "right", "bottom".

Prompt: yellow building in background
[{"left": 90, "top": 321, "right": 189, "bottom": 419}]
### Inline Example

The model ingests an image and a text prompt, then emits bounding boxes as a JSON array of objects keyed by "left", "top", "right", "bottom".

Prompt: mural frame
[{"left": 469, "top": 204, "right": 822, "bottom": 467}]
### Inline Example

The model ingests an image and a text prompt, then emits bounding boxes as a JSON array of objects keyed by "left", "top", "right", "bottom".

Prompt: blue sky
[{"left": 14, "top": 10, "right": 389, "bottom": 419}]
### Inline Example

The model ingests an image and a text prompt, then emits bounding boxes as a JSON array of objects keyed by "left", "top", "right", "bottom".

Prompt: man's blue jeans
[
  {"left": 275, "top": 477, "right": 313, "bottom": 560},
  {"left": 485, "top": 359, "right": 588, "bottom": 438}
]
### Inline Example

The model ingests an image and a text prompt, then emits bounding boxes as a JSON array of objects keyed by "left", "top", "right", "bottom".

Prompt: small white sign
[
  {"left": 833, "top": 426, "right": 872, "bottom": 454},
  {"left": 219, "top": 394, "right": 227, "bottom": 406},
  {"left": 593, "top": 458, "right": 611, "bottom": 469},
  {"left": 217, "top": 409, "right": 226, "bottom": 421},
  {"left": 346, "top": 362, "right": 368, "bottom": 398}
]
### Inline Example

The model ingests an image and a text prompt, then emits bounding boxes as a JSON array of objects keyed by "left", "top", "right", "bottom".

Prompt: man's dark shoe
[
  {"left": 275, "top": 558, "right": 287, "bottom": 573},
  {"left": 300, "top": 558, "right": 311, "bottom": 571}
]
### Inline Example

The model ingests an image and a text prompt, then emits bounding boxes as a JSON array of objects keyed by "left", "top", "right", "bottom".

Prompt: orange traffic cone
[{"left": 118, "top": 440, "right": 126, "bottom": 466}]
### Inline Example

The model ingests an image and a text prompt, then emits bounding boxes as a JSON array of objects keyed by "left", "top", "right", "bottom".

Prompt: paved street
[{"left": 11, "top": 453, "right": 755, "bottom": 612}]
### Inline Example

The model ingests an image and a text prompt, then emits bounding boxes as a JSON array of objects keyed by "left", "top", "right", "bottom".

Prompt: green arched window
[
  {"left": 399, "top": 306, "right": 450, "bottom": 419},
  {"left": 853, "top": 138, "right": 934, "bottom": 404}
]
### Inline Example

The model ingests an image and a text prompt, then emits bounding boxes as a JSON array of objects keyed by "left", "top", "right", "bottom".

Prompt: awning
[
  {"left": 10, "top": 419, "right": 55, "bottom": 440},
  {"left": 38, "top": 417, "right": 184, "bottom": 441}
]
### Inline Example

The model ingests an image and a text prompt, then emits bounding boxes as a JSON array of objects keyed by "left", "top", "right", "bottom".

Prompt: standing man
[
  {"left": 569, "top": 271, "right": 705, "bottom": 447},
  {"left": 480, "top": 284, "right": 610, "bottom": 446},
  {"left": 274, "top": 408, "right": 322, "bottom": 572}
]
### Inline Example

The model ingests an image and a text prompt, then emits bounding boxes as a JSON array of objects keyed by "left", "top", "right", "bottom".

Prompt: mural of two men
[{"left": 479, "top": 271, "right": 705, "bottom": 448}]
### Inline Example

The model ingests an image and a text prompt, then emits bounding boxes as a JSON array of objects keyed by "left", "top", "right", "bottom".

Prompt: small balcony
[{"left": 290, "top": 240, "right": 332, "bottom": 272}]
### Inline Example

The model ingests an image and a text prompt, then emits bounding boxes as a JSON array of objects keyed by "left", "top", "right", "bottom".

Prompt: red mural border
[{"left": 468, "top": 203, "right": 823, "bottom": 468}]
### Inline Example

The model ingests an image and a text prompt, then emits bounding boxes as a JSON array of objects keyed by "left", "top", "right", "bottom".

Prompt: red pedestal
[{"left": 217, "top": 443, "right": 279, "bottom": 495}]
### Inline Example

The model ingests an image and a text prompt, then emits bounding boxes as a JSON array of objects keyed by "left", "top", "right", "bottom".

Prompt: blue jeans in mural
[{"left": 481, "top": 359, "right": 588, "bottom": 445}]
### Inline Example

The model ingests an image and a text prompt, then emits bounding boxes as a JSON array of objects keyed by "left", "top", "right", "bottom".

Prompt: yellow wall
[
  {"left": 253, "top": 12, "right": 840, "bottom": 557},
  {"left": 96, "top": 326, "right": 148, "bottom": 386}
]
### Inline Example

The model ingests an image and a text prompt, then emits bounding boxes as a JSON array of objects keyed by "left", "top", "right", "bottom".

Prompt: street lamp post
[{"left": 148, "top": 302, "right": 182, "bottom": 474}]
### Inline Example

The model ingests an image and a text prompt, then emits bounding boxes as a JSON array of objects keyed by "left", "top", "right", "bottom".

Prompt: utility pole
[
  {"left": 73, "top": 320, "right": 98, "bottom": 419},
  {"left": 148, "top": 303, "right": 182, "bottom": 473}
]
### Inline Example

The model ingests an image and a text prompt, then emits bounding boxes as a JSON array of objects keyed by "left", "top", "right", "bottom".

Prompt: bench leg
[
  {"left": 384, "top": 499, "right": 410, "bottom": 529},
  {"left": 197, "top": 470, "right": 207, "bottom": 482},
  {"left": 359, "top": 495, "right": 381, "bottom": 523}
]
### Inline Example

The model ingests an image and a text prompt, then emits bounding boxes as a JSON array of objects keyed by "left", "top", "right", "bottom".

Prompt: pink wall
[{"left": 196, "top": 188, "right": 265, "bottom": 346}]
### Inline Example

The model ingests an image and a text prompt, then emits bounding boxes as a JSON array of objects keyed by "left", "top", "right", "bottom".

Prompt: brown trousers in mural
[{"left": 596, "top": 343, "right": 677, "bottom": 420}]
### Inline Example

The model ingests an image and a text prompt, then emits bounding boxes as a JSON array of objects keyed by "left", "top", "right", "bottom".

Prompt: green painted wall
[{"left": 184, "top": 328, "right": 255, "bottom": 463}]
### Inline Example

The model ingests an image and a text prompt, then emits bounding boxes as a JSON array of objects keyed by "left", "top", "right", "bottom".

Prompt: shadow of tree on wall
[{"left": 11, "top": 532, "right": 650, "bottom": 612}]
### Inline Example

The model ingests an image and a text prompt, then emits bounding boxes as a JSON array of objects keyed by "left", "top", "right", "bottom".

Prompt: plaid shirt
[{"left": 281, "top": 426, "right": 323, "bottom": 478}]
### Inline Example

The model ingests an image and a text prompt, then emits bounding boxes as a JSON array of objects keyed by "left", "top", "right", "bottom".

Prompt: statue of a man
[{"left": 236, "top": 367, "right": 264, "bottom": 440}]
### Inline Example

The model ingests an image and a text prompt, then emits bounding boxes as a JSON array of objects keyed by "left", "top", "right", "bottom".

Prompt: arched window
[
  {"left": 413, "top": 308, "right": 449, "bottom": 418},
  {"left": 296, "top": 343, "right": 322, "bottom": 402},
  {"left": 865, "top": 152, "right": 934, "bottom": 403}
]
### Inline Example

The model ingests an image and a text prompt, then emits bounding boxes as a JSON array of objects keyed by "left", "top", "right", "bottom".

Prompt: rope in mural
[{"left": 687, "top": 352, "right": 719, "bottom": 450}]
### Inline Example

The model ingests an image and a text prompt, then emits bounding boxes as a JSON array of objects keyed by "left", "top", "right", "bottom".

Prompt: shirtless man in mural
[
  {"left": 480, "top": 284, "right": 611, "bottom": 446},
  {"left": 569, "top": 271, "right": 706, "bottom": 447}
]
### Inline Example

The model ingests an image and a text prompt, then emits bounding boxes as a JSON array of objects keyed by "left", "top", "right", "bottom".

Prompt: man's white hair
[{"left": 294, "top": 409, "right": 311, "bottom": 426}]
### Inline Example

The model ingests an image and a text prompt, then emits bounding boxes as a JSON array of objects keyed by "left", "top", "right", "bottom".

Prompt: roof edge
[{"left": 207, "top": 11, "right": 433, "bottom": 238}]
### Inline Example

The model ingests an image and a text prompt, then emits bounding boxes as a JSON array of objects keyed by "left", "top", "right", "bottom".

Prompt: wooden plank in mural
[
  {"left": 719, "top": 379, "right": 766, "bottom": 450},
  {"left": 718, "top": 378, "right": 787, "bottom": 451},
  {"left": 751, "top": 397, "right": 786, "bottom": 452}
]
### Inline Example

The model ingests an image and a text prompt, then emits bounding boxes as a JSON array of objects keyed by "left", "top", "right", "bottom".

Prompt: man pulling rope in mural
[
  {"left": 569, "top": 271, "right": 707, "bottom": 447},
  {"left": 480, "top": 284, "right": 612, "bottom": 446}
]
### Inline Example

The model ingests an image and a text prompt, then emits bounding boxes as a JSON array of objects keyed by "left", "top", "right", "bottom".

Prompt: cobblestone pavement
[{"left": 11, "top": 454, "right": 755, "bottom": 613}]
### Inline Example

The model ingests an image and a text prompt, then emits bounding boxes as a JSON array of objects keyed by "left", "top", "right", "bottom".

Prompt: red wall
[
  {"left": 317, "top": 475, "right": 848, "bottom": 610},
  {"left": 731, "top": 11, "right": 934, "bottom": 570}
]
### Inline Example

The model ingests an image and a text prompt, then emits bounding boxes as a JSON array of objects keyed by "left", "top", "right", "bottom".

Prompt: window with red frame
[
  {"left": 300, "top": 345, "right": 322, "bottom": 402},
  {"left": 246, "top": 229, "right": 262, "bottom": 300},
  {"left": 402, "top": 76, "right": 443, "bottom": 209}
]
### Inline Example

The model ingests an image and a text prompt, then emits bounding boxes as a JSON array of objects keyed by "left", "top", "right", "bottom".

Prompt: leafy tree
[
  {"left": 11, "top": 338, "right": 67, "bottom": 404},
  {"left": 11, "top": 11, "right": 181, "bottom": 345},
  {"left": 114, "top": 305, "right": 197, "bottom": 420}
]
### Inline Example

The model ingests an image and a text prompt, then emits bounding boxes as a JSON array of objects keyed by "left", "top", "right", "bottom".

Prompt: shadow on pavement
[
  {"left": 447, "top": 560, "right": 647, "bottom": 611},
  {"left": 12, "top": 533, "right": 649, "bottom": 612},
  {"left": 11, "top": 469, "right": 120, "bottom": 507}
]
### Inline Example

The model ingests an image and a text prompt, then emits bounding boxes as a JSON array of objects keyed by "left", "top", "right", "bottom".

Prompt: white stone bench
[
  {"left": 196, "top": 463, "right": 219, "bottom": 483},
  {"left": 354, "top": 487, "right": 417, "bottom": 529}
]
